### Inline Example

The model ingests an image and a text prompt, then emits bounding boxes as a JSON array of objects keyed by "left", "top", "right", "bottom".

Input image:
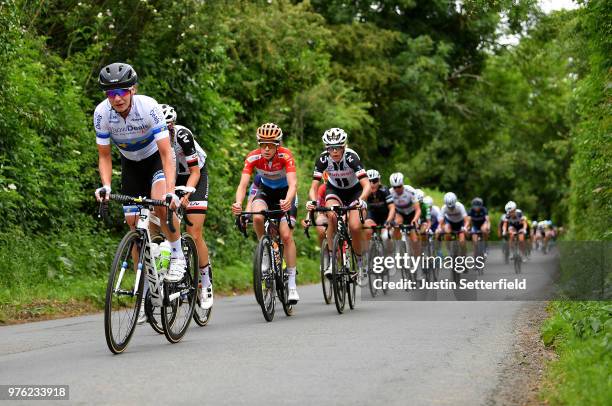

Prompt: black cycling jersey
[{"left": 313, "top": 148, "right": 366, "bottom": 189}]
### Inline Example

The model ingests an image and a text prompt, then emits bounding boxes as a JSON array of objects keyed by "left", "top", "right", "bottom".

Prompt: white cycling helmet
[
  {"left": 389, "top": 172, "right": 404, "bottom": 187},
  {"left": 366, "top": 169, "right": 380, "bottom": 181},
  {"left": 322, "top": 128, "right": 348, "bottom": 147},
  {"left": 414, "top": 189, "right": 424, "bottom": 202},
  {"left": 444, "top": 192, "right": 457, "bottom": 208},
  {"left": 505, "top": 201, "right": 517, "bottom": 213},
  {"left": 161, "top": 104, "right": 177, "bottom": 124},
  {"left": 423, "top": 196, "right": 433, "bottom": 206},
  {"left": 532, "top": 220, "right": 538, "bottom": 227}
]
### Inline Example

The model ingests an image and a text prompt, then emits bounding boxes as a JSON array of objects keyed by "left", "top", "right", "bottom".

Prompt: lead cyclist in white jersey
[{"left": 93, "top": 63, "right": 186, "bottom": 286}]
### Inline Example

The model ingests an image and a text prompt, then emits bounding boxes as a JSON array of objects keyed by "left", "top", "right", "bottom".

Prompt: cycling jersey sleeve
[
  {"left": 313, "top": 153, "right": 328, "bottom": 181},
  {"left": 345, "top": 152, "right": 367, "bottom": 180},
  {"left": 176, "top": 127, "right": 199, "bottom": 168},
  {"left": 242, "top": 150, "right": 259, "bottom": 176},
  {"left": 382, "top": 187, "right": 393, "bottom": 205},
  {"left": 145, "top": 99, "right": 169, "bottom": 141},
  {"left": 279, "top": 148, "right": 297, "bottom": 173},
  {"left": 94, "top": 103, "right": 111, "bottom": 146}
]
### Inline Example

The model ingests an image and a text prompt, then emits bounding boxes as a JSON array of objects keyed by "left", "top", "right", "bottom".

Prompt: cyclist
[
  {"left": 306, "top": 128, "right": 370, "bottom": 280},
  {"left": 161, "top": 104, "right": 213, "bottom": 310},
  {"left": 389, "top": 173, "right": 421, "bottom": 243},
  {"left": 364, "top": 169, "right": 395, "bottom": 243},
  {"left": 93, "top": 63, "right": 187, "bottom": 325},
  {"left": 439, "top": 192, "right": 469, "bottom": 242},
  {"left": 231, "top": 123, "right": 299, "bottom": 303},
  {"left": 502, "top": 201, "right": 528, "bottom": 259},
  {"left": 424, "top": 195, "right": 443, "bottom": 256},
  {"left": 467, "top": 197, "right": 490, "bottom": 256},
  {"left": 414, "top": 189, "right": 431, "bottom": 237}
]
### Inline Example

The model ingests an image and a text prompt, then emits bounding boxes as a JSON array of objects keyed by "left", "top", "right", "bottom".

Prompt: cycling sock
[
  {"left": 200, "top": 264, "right": 211, "bottom": 287},
  {"left": 169, "top": 239, "right": 185, "bottom": 260},
  {"left": 287, "top": 267, "right": 297, "bottom": 289}
]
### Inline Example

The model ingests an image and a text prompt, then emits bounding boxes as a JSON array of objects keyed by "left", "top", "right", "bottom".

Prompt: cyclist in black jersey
[
  {"left": 161, "top": 104, "right": 213, "bottom": 310},
  {"left": 306, "top": 128, "right": 371, "bottom": 278},
  {"left": 364, "top": 169, "right": 395, "bottom": 242}
]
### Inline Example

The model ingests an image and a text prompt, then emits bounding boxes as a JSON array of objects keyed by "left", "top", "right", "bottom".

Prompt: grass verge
[{"left": 539, "top": 301, "right": 612, "bottom": 405}]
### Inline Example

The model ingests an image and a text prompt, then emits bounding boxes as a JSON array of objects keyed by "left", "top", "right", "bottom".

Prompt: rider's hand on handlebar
[
  {"left": 351, "top": 199, "right": 367, "bottom": 210},
  {"left": 301, "top": 218, "right": 311, "bottom": 228},
  {"left": 180, "top": 195, "right": 190, "bottom": 208},
  {"left": 279, "top": 198, "right": 292, "bottom": 212},
  {"left": 231, "top": 202, "right": 242, "bottom": 216},
  {"left": 95, "top": 185, "right": 111, "bottom": 202},
  {"left": 165, "top": 193, "right": 180, "bottom": 210},
  {"left": 306, "top": 200, "right": 317, "bottom": 211}
]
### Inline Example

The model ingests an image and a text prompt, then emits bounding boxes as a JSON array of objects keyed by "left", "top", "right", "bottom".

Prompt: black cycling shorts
[
  {"left": 325, "top": 183, "right": 362, "bottom": 206},
  {"left": 367, "top": 210, "right": 388, "bottom": 226},
  {"left": 253, "top": 184, "right": 297, "bottom": 220},
  {"left": 397, "top": 210, "right": 417, "bottom": 225},
  {"left": 120, "top": 152, "right": 164, "bottom": 198},
  {"left": 445, "top": 218, "right": 464, "bottom": 232},
  {"left": 176, "top": 164, "right": 209, "bottom": 215}
]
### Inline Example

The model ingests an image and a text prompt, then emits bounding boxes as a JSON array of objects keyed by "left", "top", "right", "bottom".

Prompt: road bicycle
[
  {"left": 236, "top": 210, "right": 295, "bottom": 322},
  {"left": 99, "top": 192, "right": 198, "bottom": 354},
  {"left": 309, "top": 205, "right": 363, "bottom": 314},
  {"left": 441, "top": 230, "right": 467, "bottom": 285}
]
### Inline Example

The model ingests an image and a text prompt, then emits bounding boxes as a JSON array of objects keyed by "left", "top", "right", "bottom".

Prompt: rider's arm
[
  {"left": 412, "top": 202, "right": 421, "bottom": 223},
  {"left": 463, "top": 215, "right": 470, "bottom": 229},
  {"left": 308, "top": 179, "right": 320, "bottom": 202},
  {"left": 358, "top": 176, "right": 370, "bottom": 201},
  {"left": 235, "top": 173, "right": 251, "bottom": 207},
  {"left": 284, "top": 171, "right": 297, "bottom": 203},
  {"left": 386, "top": 203, "right": 396, "bottom": 223},
  {"left": 97, "top": 144, "right": 112, "bottom": 187},
  {"left": 157, "top": 137, "right": 176, "bottom": 193},
  {"left": 176, "top": 128, "right": 201, "bottom": 190}
]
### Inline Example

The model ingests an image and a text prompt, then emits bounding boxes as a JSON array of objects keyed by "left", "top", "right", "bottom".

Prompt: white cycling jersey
[
  {"left": 430, "top": 205, "right": 443, "bottom": 223},
  {"left": 94, "top": 95, "right": 169, "bottom": 161},
  {"left": 441, "top": 202, "right": 467, "bottom": 223},
  {"left": 390, "top": 185, "right": 418, "bottom": 215}
]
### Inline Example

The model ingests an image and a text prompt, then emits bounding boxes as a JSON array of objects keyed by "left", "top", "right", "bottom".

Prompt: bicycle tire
[
  {"left": 331, "top": 234, "right": 347, "bottom": 314},
  {"left": 320, "top": 239, "right": 333, "bottom": 304},
  {"left": 161, "top": 234, "right": 198, "bottom": 343},
  {"left": 398, "top": 241, "right": 410, "bottom": 291},
  {"left": 347, "top": 243, "right": 357, "bottom": 310},
  {"left": 104, "top": 230, "right": 145, "bottom": 354},
  {"left": 254, "top": 236, "right": 275, "bottom": 321}
]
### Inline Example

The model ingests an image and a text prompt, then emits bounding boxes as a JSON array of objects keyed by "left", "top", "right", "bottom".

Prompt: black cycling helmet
[
  {"left": 471, "top": 197, "right": 484, "bottom": 208},
  {"left": 99, "top": 62, "right": 138, "bottom": 90}
]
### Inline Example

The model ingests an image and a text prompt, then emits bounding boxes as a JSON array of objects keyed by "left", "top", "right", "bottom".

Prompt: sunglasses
[
  {"left": 105, "top": 88, "right": 131, "bottom": 98},
  {"left": 370, "top": 179, "right": 380, "bottom": 184},
  {"left": 259, "top": 142, "right": 278, "bottom": 150},
  {"left": 326, "top": 146, "right": 344, "bottom": 152},
  {"left": 393, "top": 185, "right": 403, "bottom": 189}
]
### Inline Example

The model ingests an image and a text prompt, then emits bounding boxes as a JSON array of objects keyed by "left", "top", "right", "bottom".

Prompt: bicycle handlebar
[{"left": 234, "top": 209, "right": 294, "bottom": 237}]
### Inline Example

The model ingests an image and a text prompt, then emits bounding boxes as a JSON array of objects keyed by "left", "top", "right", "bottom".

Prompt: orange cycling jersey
[{"left": 242, "top": 146, "right": 296, "bottom": 189}]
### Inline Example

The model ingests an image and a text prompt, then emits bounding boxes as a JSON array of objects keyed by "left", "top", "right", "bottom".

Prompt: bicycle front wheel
[
  {"left": 331, "top": 234, "right": 347, "bottom": 314},
  {"left": 320, "top": 239, "right": 333, "bottom": 304},
  {"left": 104, "top": 230, "right": 145, "bottom": 354},
  {"left": 161, "top": 234, "right": 198, "bottom": 343},
  {"left": 254, "top": 236, "right": 275, "bottom": 321},
  {"left": 347, "top": 243, "right": 357, "bottom": 310},
  {"left": 367, "top": 238, "right": 384, "bottom": 297}
]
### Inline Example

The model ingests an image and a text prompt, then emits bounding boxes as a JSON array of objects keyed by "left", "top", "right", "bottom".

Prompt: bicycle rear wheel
[
  {"left": 161, "top": 234, "right": 198, "bottom": 343},
  {"left": 331, "top": 234, "right": 347, "bottom": 314},
  {"left": 104, "top": 230, "right": 145, "bottom": 354},
  {"left": 346, "top": 242, "right": 358, "bottom": 310},
  {"left": 254, "top": 236, "right": 275, "bottom": 321},
  {"left": 320, "top": 239, "right": 333, "bottom": 304}
]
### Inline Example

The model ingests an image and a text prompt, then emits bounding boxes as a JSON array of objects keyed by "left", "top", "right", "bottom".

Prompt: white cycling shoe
[
  {"left": 200, "top": 284, "right": 213, "bottom": 310},
  {"left": 288, "top": 287, "right": 299, "bottom": 304},
  {"left": 165, "top": 258, "right": 187, "bottom": 282},
  {"left": 137, "top": 301, "right": 146, "bottom": 324},
  {"left": 324, "top": 262, "right": 332, "bottom": 278}
]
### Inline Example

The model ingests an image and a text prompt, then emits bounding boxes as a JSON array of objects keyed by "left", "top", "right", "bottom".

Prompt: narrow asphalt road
[{"left": 0, "top": 248, "right": 556, "bottom": 405}]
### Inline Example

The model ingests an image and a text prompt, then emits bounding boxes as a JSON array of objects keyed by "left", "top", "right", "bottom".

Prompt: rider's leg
[
  {"left": 279, "top": 221, "right": 297, "bottom": 287},
  {"left": 251, "top": 200, "right": 267, "bottom": 240}
]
